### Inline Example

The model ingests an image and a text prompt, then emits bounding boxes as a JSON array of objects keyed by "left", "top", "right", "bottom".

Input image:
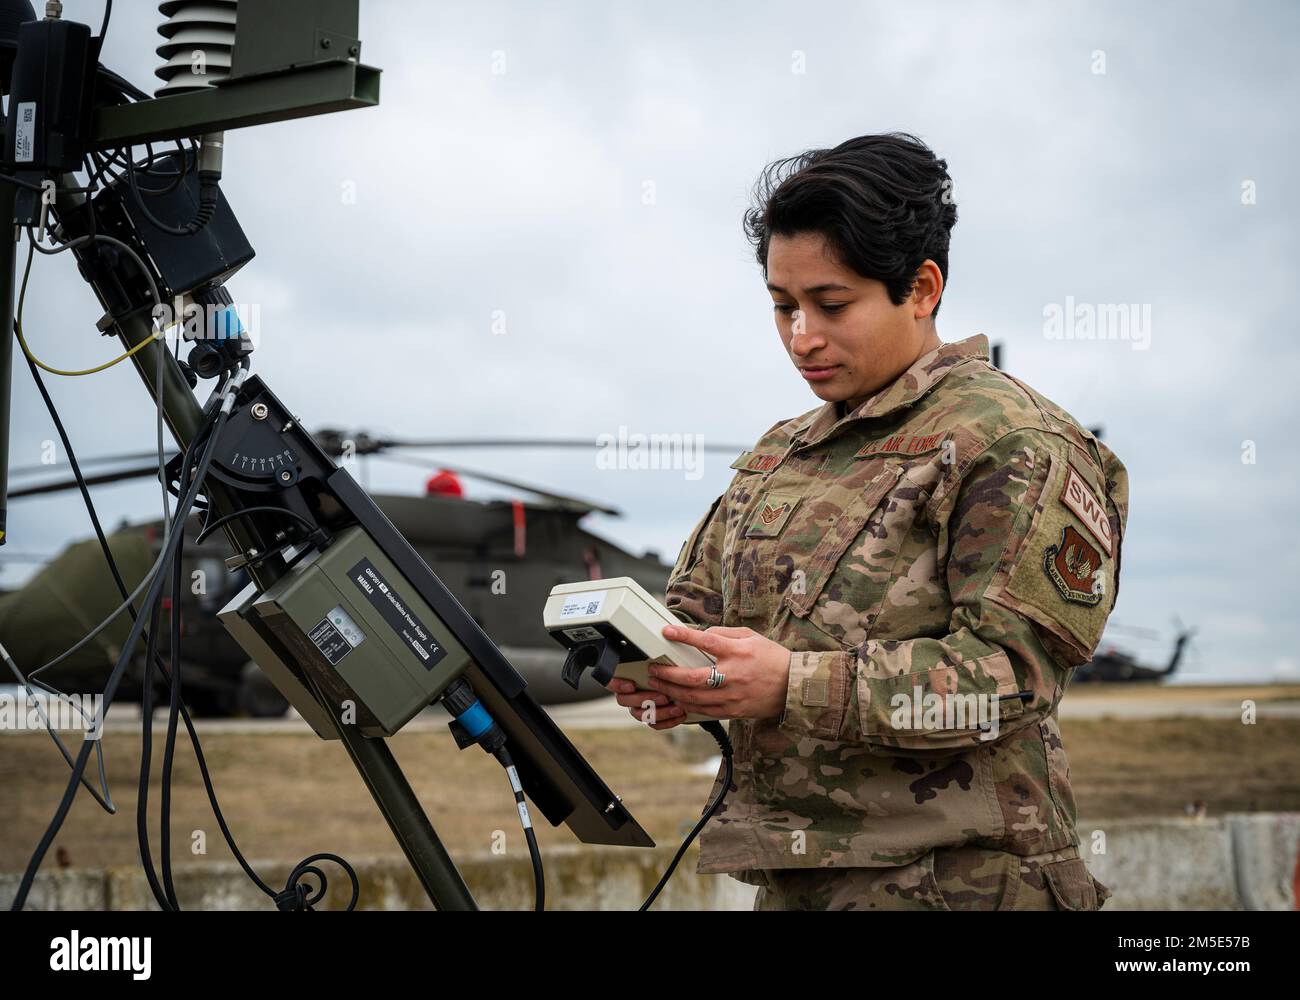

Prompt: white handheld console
[{"left": 543, "top": 577, "right": 715, "bottom": 724}]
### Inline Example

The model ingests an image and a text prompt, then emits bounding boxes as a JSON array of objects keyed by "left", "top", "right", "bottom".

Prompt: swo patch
[{"left": 1060, "top": 464, "right": 1113, "bottom": 556}]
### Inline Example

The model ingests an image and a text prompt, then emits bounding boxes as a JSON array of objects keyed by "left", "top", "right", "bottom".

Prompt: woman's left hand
[{"left": 646, "top": 624, "right": 792, "bottom": 722}]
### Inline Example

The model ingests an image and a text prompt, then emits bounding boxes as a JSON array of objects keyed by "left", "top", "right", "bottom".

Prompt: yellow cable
[
  {"left": 14, "top": 316, "right": 159, "bottom": 377},
  {"left": 14, "top": 237, "right": 161, "bottom": 377}
]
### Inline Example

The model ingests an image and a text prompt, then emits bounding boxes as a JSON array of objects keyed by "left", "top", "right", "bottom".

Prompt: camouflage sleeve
[
  {"left": 780, "top": 428, "right": 1124, "bottom": 756},
  {"left": 662, "top": 493, "right": 726, "bottom": 629}
]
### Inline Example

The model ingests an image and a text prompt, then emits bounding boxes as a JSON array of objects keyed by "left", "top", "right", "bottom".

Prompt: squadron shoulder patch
[
  {"left": 1060, "top": 464, "right": 1113, "bottom": 556},
  {"left": 1044, "top": 525, "right": 1104, "bottom": 606}
]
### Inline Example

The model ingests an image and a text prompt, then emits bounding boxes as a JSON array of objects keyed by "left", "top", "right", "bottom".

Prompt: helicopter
[
  {"left": 0, "top": 430, "right": 728, "bottom": 717},
  {"left": 1073, "top": 626, "right": 1195, "bottom": 683}
]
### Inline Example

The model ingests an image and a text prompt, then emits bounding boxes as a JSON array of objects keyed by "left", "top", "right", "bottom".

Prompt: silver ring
[{"left": 706, "top": 665, "right": 726, "bottom": 689}]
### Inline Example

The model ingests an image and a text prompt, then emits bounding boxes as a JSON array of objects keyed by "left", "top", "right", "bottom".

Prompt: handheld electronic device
[{"left": 543, "top": 576, "right": 716, "bottom": 724}]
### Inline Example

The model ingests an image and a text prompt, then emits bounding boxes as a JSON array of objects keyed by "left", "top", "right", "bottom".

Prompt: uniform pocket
[
  {"left": 783, "top": 467, "right": 903, "bottom": 646},
  {"left": 932, "top": 845, "right": 1021, "bottom": 911},
  {"left": 1040, "top": 714, "right": 1078, "bottom": 828},
  {"left": 860, "top": 653, "right": 1025, "bottom": 752},
  {"left": 718, "top": 471, "right": 772, "bottom": 628},
  {"left": 1043, "top": 857, "right": 1106, "bottom": 911}
]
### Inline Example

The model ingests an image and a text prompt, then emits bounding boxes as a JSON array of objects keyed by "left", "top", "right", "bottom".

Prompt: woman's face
[{"left": 766, "top": 232, "right": 942, "bottom": 409}]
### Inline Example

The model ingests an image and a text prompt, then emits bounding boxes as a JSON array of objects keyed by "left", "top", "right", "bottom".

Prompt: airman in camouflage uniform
[
  {"left": 609, "top": 132, "right": 1128, "bottom": 909},
  {"left": 659, "top": 335, "right": 1126, "bottom": 910}
]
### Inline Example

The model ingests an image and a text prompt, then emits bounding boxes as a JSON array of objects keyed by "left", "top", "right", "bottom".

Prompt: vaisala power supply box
[
  {"left": 220, "top": 525, "right": 471, "bottom": 737},
  {"left": 208, "top": 375, "right": 651, "bottom": 847}
]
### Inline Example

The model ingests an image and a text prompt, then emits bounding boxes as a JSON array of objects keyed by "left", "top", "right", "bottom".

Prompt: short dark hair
[{"left": 743, "top": 133, "right": 957, "bottom": 315}]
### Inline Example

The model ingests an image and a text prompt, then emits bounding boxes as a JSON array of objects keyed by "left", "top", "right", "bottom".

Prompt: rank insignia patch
[
  {"left": 744, "top": 491, "right": 801, "bottom": 538},
  {"left": 1044, "top": 525, "right": 1104, "bottom": 606}
]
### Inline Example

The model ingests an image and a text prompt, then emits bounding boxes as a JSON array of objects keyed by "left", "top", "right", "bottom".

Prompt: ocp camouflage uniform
[{"left": 665, "top": 335, "right": 1127, "bottom": 911}]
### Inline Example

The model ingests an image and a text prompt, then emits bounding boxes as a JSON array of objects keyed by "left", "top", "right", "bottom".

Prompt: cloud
[{"left": 6, "top": 0, "right": 1296, "bottom": 681}]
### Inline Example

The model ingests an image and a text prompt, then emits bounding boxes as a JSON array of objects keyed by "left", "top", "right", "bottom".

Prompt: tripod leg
[{"left": 331, "top": 720, "right": 478, "bottom": 911}]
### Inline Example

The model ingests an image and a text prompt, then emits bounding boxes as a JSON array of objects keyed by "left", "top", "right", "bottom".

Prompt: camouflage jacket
[{"left": 665, "top": 335, "right": 1129, "bottom": 878}]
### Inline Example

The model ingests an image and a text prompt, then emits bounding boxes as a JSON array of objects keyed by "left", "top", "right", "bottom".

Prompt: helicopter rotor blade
[
  {"left": 32, "top": 434, "right": 752, "bottom": 475},
  {"left": 9, "top": 450, "right": 179, "bottom": 479},
  {"left": 13, "top": 431, "right": 744, "bottom": 510},
  {"left": 311, "top": 430, "right": 748, "bottom": 457},
  {"left": 0, "top": 550, "right": 58, "bottom": 565},
  {"left": 8, "top": 463, "right": 167, "bottom": 499},
  {"left": 1103, "top": 622, "right": 1163, "bottom": 641},
  {"left": 372, "top": 436, "right": 748, "bottom": 454},
  {"left": 373, "top": 453, "right": 622, "bottom": 517}
]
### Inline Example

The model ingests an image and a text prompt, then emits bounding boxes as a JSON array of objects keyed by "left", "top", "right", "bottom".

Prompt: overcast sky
[{"left": 5, "top": 0, "right": 1297, "bottom": 682}]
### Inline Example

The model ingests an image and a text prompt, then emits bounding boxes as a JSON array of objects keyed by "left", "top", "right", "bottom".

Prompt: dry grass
[{"left": 2, "top": 710, "right": 1298, "bottom": 873}]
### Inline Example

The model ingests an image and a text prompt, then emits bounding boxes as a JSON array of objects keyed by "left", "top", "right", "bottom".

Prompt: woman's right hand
[{"left": 606, "top": 677, "right": 686, "bottom": 731}]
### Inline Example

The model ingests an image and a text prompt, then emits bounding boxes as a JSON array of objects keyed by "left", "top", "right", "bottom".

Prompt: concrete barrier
[
  {"left": 4, "top": 813, "right": 1296, "bottom": 911},
  {"left": 1228, "top": 812, "right": 1300, "bottom": 911},
  {"left": 1081, "top": 818, "right": 1240, "bottom": 910},
  {"left": 1075, "top": 813, "right": 1298, "bottom": 910},
  {"left": 1, "top": 845, "right": 755, "bottom": 912},
  {"left": 0, "top": 869, "right": 106, "bottom": 912}
]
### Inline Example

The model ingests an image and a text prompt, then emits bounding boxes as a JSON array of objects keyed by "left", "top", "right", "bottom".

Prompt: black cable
[
  {"left": 77, "top": 143, "right": 186, "bottom": 272},
  {"left": 140, "top": 140, "right": 195, "bottom": 199},
  {"left": 126, "top": 145, "right": 216, "bottom": 237},
  {"left": 131, "top": 410, "right": 298, "bottom": 911},
  {"left": 26, "top": 226, "right": 81, "bottom": 254},
  {"left": 151, "top": 139, "right": 199, "bottom": 184},
  {"left": 160, "top": 509, "right": 186, "bottom": 910},
  {"left": 136, "top": 579, "right": 175, "bottom": 911},
  {"left": 158, "top": 413, "right": 219, "bottom": 910},
  {"left": 9, "top": 405, "right": 229, "bottom": 911},
  {"left": 18, "top": 353, "right": 129, "bottom": 811},
  {"left": 14, "top": 362, "right": 302, "bottom": 910},
  {"left": 135, "top": 412, "right": 217, "bottom": 913},
  {"left": 99, "top": 0, "right": 112, "bottom": 41},
  {"left": 494, "top": 746, "right": 544, "bottom": 912},
  {"left": 639, "top": 720, "right": 734, "bottom": 911},
  {"left": 96, "top": 64, "right": 149, "bottom": 103},
  {"left": 276, "top": 854, "right": 360, "bottom": 911},
  {"left": 86, "top": 140, "right": 191, "bottom": 205},
  {"left": 83, "top": 69, "right": 193, "bottom": 200},
  {"left": 238, "top": 544, "right": 304, "bottom": 575},
  {"left": 195, "top": 506, "right": 318, "bottom": 546},
  {"left": 140, "top": 411, "right": 355, "bottom": 911},
  {"left": 136, "top": 453, "right": 284, "bottom": 904},
  {"left": 79, "top": 156, "right": 100, "bottom": 241},
  {"left": 14, "top": 221, "right": 348, "bottom": 912},
  {"left": 86, "top": 150, "right": 121, "bottom": 192}
]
